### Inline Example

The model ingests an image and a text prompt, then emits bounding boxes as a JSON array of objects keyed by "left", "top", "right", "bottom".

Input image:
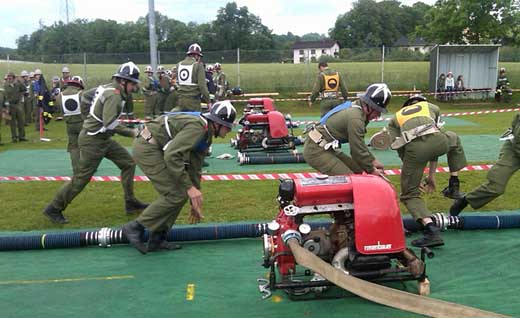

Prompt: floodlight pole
[{"left": 148, "top": 0, "right": 158, "bottom": 71}]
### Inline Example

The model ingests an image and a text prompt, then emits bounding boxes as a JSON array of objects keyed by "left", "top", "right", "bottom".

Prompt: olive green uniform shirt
[
  {"left": 310, "top": 68, "right": 348, "bottom": 103},
  {"left": 82, "top": 82, "right": 135, "bottom": 137},
  {"left": 146, "top": 114, "right": 212, "bottom": 191},
  {"left": 176, "top": 56, "right": 210, "bottom": 104}
]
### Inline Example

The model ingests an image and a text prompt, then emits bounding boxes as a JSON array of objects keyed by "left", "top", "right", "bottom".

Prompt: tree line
[{"left": 13, "top": 0, "right": 520, "bottom": 57}]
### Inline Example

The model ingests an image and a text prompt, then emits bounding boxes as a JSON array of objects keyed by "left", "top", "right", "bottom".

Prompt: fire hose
[
  {"left": 238, "top": 152, "right": 306, "bottom": 165},
  {"left": 286, "top": 239, "right": 507, "bottom": 318},
  {"left": 1, "top": 213, "right": 519, "bottom": 251}
]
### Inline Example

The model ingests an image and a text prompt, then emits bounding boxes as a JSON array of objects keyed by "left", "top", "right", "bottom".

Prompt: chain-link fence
[{"left": 1, "top": 46, "right": 519, "bottom": 94}]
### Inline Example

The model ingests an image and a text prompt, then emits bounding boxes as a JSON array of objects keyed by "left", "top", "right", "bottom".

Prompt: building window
[
  {"left": 299, "top": 49, "right": 304, "bottom": 55},
  {"left": 311, "top": 49, "right": 316, "bottom": 54},
  {"left": 299, "top": 57, "right": 305, "bottom": 63},
  {"left": 322, "top": 49, "right": 326, "bottom": 54}
]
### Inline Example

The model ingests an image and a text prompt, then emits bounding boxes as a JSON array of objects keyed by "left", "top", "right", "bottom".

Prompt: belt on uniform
[
  {"left": 320, "top": 91, "right": 339, "bottom": 99},
  {"left": 308, "top": 128, "right": 339, "bottom": 150},
  {"left": 138, "top": 126, "right": 157, "bottom": 145},
  {"left": 391, "top": 124, "right": 439, "bottom": 150}
]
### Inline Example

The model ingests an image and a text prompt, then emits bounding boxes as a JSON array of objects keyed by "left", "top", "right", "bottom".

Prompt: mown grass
[
  {"left": 1, "top": 61, "right": 519, "bottom": 92},
  {"left": 0, "top": 62, "right": 520, "bottom": 231},
  {"left": 2, "top": 170, "right": 520, "bottom": 231}
]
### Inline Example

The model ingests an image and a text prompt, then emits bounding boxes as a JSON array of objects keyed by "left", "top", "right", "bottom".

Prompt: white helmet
[
  {"left": 145, "top": 65, "right": 153, "bottom": 73},
  {"left": 186, "top": 43, "right": 203, "bottom": 56},
  {"left": 20, "top": 70, "right": 29, "bottom": 77},
  {"left": 62, "top": 66, "right": 70, "bottom": 73},
  {"left": 34, "top": 69, "right": 43, "bottom": 75},
  {"left": 206, "top": 64, "right": 214, "bottom": 72},
  {"left": 67, "top": 75, "right": 84, "bottom": 89},
  {"left": 156, "top": 65, "right": 165, "bottom": 73},
  {"left": 214, "top": 62, "right": 222, "bottom": 71},
  {"left": 165, "top": 70, "right": 172, "bottom": 77},
  {"left": 29, "top": 72, "right": 35, "bottom": 78}
]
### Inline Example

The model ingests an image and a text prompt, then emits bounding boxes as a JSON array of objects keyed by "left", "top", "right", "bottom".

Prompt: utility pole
[
  {"left": 148, "top": 0, "right": 158, "bottom": 72},
  {"left": 65, "top": 0, "right": 69, "bottom": 23}
]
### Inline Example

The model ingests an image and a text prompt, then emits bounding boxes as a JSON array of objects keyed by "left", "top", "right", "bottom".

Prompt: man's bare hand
[
  {"left": 419, "top": 175, "right": 437, "bottom": 194},
  {"left": 187, "top": 186, "right": 203, "bottom": 212},
  {"left": 372, "top": 159, "right": 384, "bottom": 170},
  {"left": 189, "top": 206, "right": 204, "bottom": 224}
]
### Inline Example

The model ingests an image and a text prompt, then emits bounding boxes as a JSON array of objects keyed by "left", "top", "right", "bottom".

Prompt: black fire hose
[
  {"left": 239, "top": 153, "right": 306, "bottom": 165},
  {"left": 1, "top": 214, "right": 519, "bottom": 251}
]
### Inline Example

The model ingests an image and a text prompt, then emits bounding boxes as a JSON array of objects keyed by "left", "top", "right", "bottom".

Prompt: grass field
[
  {"left": 1, "top": 91, "right": 520, "bottom": 231},
  {"left": 1, "top": 60, "right": 519, "bottom": 92}
]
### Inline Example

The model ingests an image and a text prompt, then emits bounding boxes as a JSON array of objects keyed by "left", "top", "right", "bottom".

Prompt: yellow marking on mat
[
  {"left": 0, "top": 275, "right": 134, "bottom": 285},
  {"left": 271, "top": 295, "right": 283, "bottom": 303},
  {"left": 41, "top": 234, "right": 46, "bottom": 249},
  {"left": 186, "top": 283, "right": 195, "bottom": 300}
]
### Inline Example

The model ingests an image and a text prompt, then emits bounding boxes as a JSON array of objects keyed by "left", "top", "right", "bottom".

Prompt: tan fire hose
[{"left": 287, "top": 239, "right": 508, "bottom": 318}]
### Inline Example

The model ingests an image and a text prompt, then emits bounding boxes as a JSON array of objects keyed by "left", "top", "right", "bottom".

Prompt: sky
[{"left": 0, "top": 0, "right": 436, "bottom": 49}]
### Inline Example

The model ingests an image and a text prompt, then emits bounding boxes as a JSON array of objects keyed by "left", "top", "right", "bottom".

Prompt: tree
[
  {"left": 212, "top": 2, "right": 274, "bottom": 50},
  {"left": 417, "top": 0, "right": 520, "bottom": 45},
  {"left": 331, "top": 0, "right": 402, "bottom": 47}
]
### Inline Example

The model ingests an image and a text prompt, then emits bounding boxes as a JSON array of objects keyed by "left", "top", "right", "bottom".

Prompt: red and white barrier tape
[
  {"left": 0, "top": 164, "right": 494, "bottom": 182},
  {"left": 119, "top": 106, "right": 520, "bottom": 124}
]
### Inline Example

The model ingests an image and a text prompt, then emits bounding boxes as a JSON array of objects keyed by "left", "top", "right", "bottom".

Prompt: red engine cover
[
  {"left": 267, "top": 111, "right": 289, "bottom": 138},
  {"left": 245, "top": 113, "right": 269, "bottom": 124},
  {"left": 350, "top": 175, "right": 406, "bottom": 255},
  {"left": 293, "top": 176, "right": 354, "bottom": 206},
  {"left": 247, "top": 97, "right": 275, "bottom": 111}
]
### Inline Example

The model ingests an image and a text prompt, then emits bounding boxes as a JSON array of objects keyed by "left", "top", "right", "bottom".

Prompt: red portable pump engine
[
  {"left": 230, "top": 98, "right": 301, "bottom": 153},
  {"left": 258, "top": 174, "right": 431, "bottom": 299}
]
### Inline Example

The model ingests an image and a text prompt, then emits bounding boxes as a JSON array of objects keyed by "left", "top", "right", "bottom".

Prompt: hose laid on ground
[
  {"left": 1, "top": 214, "right": 519, "bottom": 251},
  {"left": 239, "top": 153, "right": 306, "bottom": 165},
  {"left": 287, "top": 239, "right": 508, "bottom": 318}
]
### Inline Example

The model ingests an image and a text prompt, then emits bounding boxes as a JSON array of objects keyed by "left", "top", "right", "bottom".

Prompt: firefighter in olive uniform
[
  {"left": 388, "top": 95, "right": 467, "bottom": 247},
  {"left": 156, "top": 65, "right": 170, "bottom": 114},
  {"left": 43, "top": 62, "right": 148, "bottom": 224},
  {"left": 4, "top": 71, "right": 27, "bottom": 142},
  {"left": 142, "top": 65, "right": 158, "bottom": 120},
  {"left": 0, "top": 80, "right": 6, "bottom": 145},
  {"left": 213, "top": 62, "right": 228, "bottom": 101},
  {"left": 303, "top": 83, "right": 389, "bottom": 176},
  {"left": 309, "top": 62, "right": 348, "bottom": 118},
  {"left": 451, "top": 111, "right": 520, "bottom": 217},
  {"left": 122, "top": 101, "right": 237, "bottom": 254},
  {"left": 20, "top": 70, "right": 33, "bottom": 125},
  {"left": 174, "top": 43, "right": 210, "bottom": 111},
  {"left": 56, "top": 76, "right": 86, "bottom": 175}
]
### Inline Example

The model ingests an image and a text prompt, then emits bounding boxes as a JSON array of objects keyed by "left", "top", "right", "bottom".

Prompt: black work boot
[
  {"left": 42, "top": 204, "right": 68, "bottom": 224},
  {"left": 450, "top": 196, "right": 468, "bottom": 216},
  {"left": 125, "top": 199, "right": 149, "bottom": 215},
  {"left": 441, "top": 176, "right": 465, "bottom": 199},
  {"left": 122, "top": 221, "right": 147, "bottom": 254},
  {"left": 147, "top": 231, "right": 182, "bottom": 252},
  {"left": 411, "top": 223, "right": 444, "bottom": 248}
]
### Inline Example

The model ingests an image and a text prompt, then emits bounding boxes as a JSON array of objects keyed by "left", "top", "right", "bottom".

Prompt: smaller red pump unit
[
  {"left": 230, "top": 98, "right": 302, "bottom": 153},
  {"left": 258, "top": 174, "right": 431, "bottom": 299}
]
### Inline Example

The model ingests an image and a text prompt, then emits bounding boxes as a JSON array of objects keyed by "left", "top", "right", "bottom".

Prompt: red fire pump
[
  {"left": 230, "top": 98, "right": 302, "bottom": 153},
  {"left": 258, "top": 174, "right": 432, "bottom": 299}
]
